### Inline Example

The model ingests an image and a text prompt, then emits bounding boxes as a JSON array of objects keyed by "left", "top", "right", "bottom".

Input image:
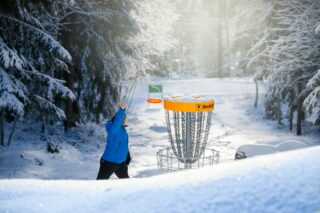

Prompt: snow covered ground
[
  {"left": 128, "top": 78, "right": 319, "bottom": 176},
  {"left": 1, "top": 77, "right": 320, "bottom": 212},
  {"left": 1, "top": 146, "right": 320, "bottom": 213},
  {"left": 0, "top": 78, "right": 319, "bottom": 180}
]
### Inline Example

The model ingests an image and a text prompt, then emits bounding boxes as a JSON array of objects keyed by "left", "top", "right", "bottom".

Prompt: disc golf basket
[
  {"left": 147, "top": 84, "right": 163, "bottom": 104},
  {"left": 157, "top": 95, "right": 220, "bottom": 170}
]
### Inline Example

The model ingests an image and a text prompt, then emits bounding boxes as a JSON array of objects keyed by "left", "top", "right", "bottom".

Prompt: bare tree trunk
[
  {"left": 64, "top": 67, "right": 74, "bottom": 132},
  {"left": 7, "top": 117, "right": 17, "bottom": 146},
  {"left": 59, "top": 14, "right": 76, "bottom": 133},
  {"left": 0, "top": 111, "right": 4, "bottom": 146},
  {"left": 277, "top": 98, "right": 282, "bottom": 127},
  {"left": 296, "top": 82, "right": 303, "bottom": 135},
  {"left": 297, "top": 101, "right": 303, "bottom": 135},
  {"left": 224, "top": 1, "right": 229, "bottom": 76},
  {"left": 254, "top": 80, "right": 259, "bottom": 108},
  {"left": 216, "top": 0, "right": 224, "bottom": 77},
  {"left": 289, "top": 106, "right": 294, "bottom": 131},
  {"left": 41, "top": 114, "right": 46, "bottom": 134}
]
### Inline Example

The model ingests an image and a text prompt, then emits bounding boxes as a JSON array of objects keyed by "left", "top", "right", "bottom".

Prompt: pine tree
[
  {"left": 59, "top": 0, "right": 178, "bottom": 131},
  {"left": 304, "top": 70, "right": 320, "bottom": 125},
  {"left": 229, "top": 0, "right": 320, "bottom": 134},
  {"left": 58, "top": 0, "right": 139, "bottom": 131},
  {"left": 0, "top": 0, "right": 74, "bottom": 145}
]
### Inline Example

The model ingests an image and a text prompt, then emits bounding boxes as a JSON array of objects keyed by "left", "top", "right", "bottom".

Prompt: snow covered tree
[
  {"left": 229, "top": 0, "right": 320, "bottom": 134},
  {"left": 129, "top": 0, "right": 177, "bottom": 77},
  {"left": 303, "top": 24, "right": 320, "bottom": 126},
  {"left": 226, "top": 0, "right": 273, "bottom": 107},
  {"left": 58, "top": 0, "right": 178, "bottom": 131},
  {"left": 304, "top": 70, "right": 320, "bottom": 125},
  {"left": 0, "top": 0, "right": 74, "bottom": 145},
  {"left": 263, "top": 0, "right": 320, "bottom": 134},
  {"left": 57, "top": 0, "right": 139, "bottom": 130},
  {"left": 176, "top": 0, "right": 231, "bottom": 77},
  {"left": 0, "top": 0, "right": 179, "bottom": 146},
  {"left": 226, "top": 0, "right": 274, "bottom": 78}
]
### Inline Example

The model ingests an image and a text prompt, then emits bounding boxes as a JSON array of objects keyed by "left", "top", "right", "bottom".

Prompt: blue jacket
[{"left": 101, "top": 108, "right": 128, "bottom": 164}]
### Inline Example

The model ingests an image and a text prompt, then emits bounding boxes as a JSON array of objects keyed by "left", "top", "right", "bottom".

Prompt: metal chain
[
  {"left": 184, "top": 112, "right": 193, "bottom": 164},
  {"left": 199, "top": 111, "right": 212, "bottom": 157},
  {"left": 181, "top": 112, "right": 186, "bottom": 160},
  {"left": 196, "top": 111, "right": 206, "bottom": 158},
  {"left": 189, "top": 112, "right": 196, "bottom": 162},
  {"left": 174, "top": 111, "right": 183, "bottom": 160},
  {"left": 193, "top": 112, "right": 203, "bottom": 162},
  {"left": 165, "top": 108, "right": 213, "bottom": 166},
  {"left": 164, "top": 106, "right": 219, "bottom": 168},
  {"left": 166, "top": 110, "right": 178, "bottom": 158}
]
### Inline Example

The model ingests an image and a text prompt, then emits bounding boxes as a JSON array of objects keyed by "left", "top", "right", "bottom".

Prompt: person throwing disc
[{"left": 97, "top": 101, "right": 131, "bottom": 179}]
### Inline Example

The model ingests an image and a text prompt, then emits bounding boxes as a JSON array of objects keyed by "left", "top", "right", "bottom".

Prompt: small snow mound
[
  {"left": 236, "top": 144, "right": 278, "bottom": 158},
  {"left": 275, "top": 140, "right": 309, "bottom": 151}
]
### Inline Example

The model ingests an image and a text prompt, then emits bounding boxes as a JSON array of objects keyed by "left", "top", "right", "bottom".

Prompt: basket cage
[{"left": 157, "top": 147, "right": 220, "bottom": 170}]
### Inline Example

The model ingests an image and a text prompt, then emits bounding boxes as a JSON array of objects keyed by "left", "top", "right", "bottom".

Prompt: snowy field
[
  {"left": 1, "top": 146, "right": 320, "bottom": 213},
  {"left": 1, "top": 78, "right": 319, "bottom": 179},
  {"left": 0, "top": 78, "right": 319, "bottom": 212}
]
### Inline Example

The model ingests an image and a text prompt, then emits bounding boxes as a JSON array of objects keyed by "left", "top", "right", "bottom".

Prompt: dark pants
[{"left": 96, "top": 158, "right": 129, "bottom": 180}]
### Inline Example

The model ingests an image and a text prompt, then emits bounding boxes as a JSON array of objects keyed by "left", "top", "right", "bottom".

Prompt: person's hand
[{"left": 120, "top": 101, "right": 127, "bottom": 110}]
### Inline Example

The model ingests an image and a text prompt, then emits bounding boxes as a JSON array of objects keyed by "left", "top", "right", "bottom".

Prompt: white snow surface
[
  {"left": 1, "top": 146, "right": 320, "bottom": 213},
  {"left": 1, "top": 78, "right": 319, "bottom": 179},
  {"left": 236, "top": 140, "right": 310, "bottom": 157},
  {"left": 1, "top": 78, "right": 320, "bottom": 212},
  {"left": 275, "top": 140, "right": 309, "bottom": 151},
  {"left": 236, "top": 144, "right": 278, "bottom": 157}
]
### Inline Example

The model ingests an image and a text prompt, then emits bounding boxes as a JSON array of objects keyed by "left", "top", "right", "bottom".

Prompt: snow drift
[{"left": 1, "top": 146, "right": 319, "bottom": 213}]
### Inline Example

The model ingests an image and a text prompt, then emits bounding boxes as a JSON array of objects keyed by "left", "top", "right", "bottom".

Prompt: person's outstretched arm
[{"left": 108, "top": 102, "right": 127, "bottom": 133}]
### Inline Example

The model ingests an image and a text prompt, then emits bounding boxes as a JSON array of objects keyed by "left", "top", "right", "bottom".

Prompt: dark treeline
[{"left": 0, "top": 0, "right": 176, "bottom": 146}]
